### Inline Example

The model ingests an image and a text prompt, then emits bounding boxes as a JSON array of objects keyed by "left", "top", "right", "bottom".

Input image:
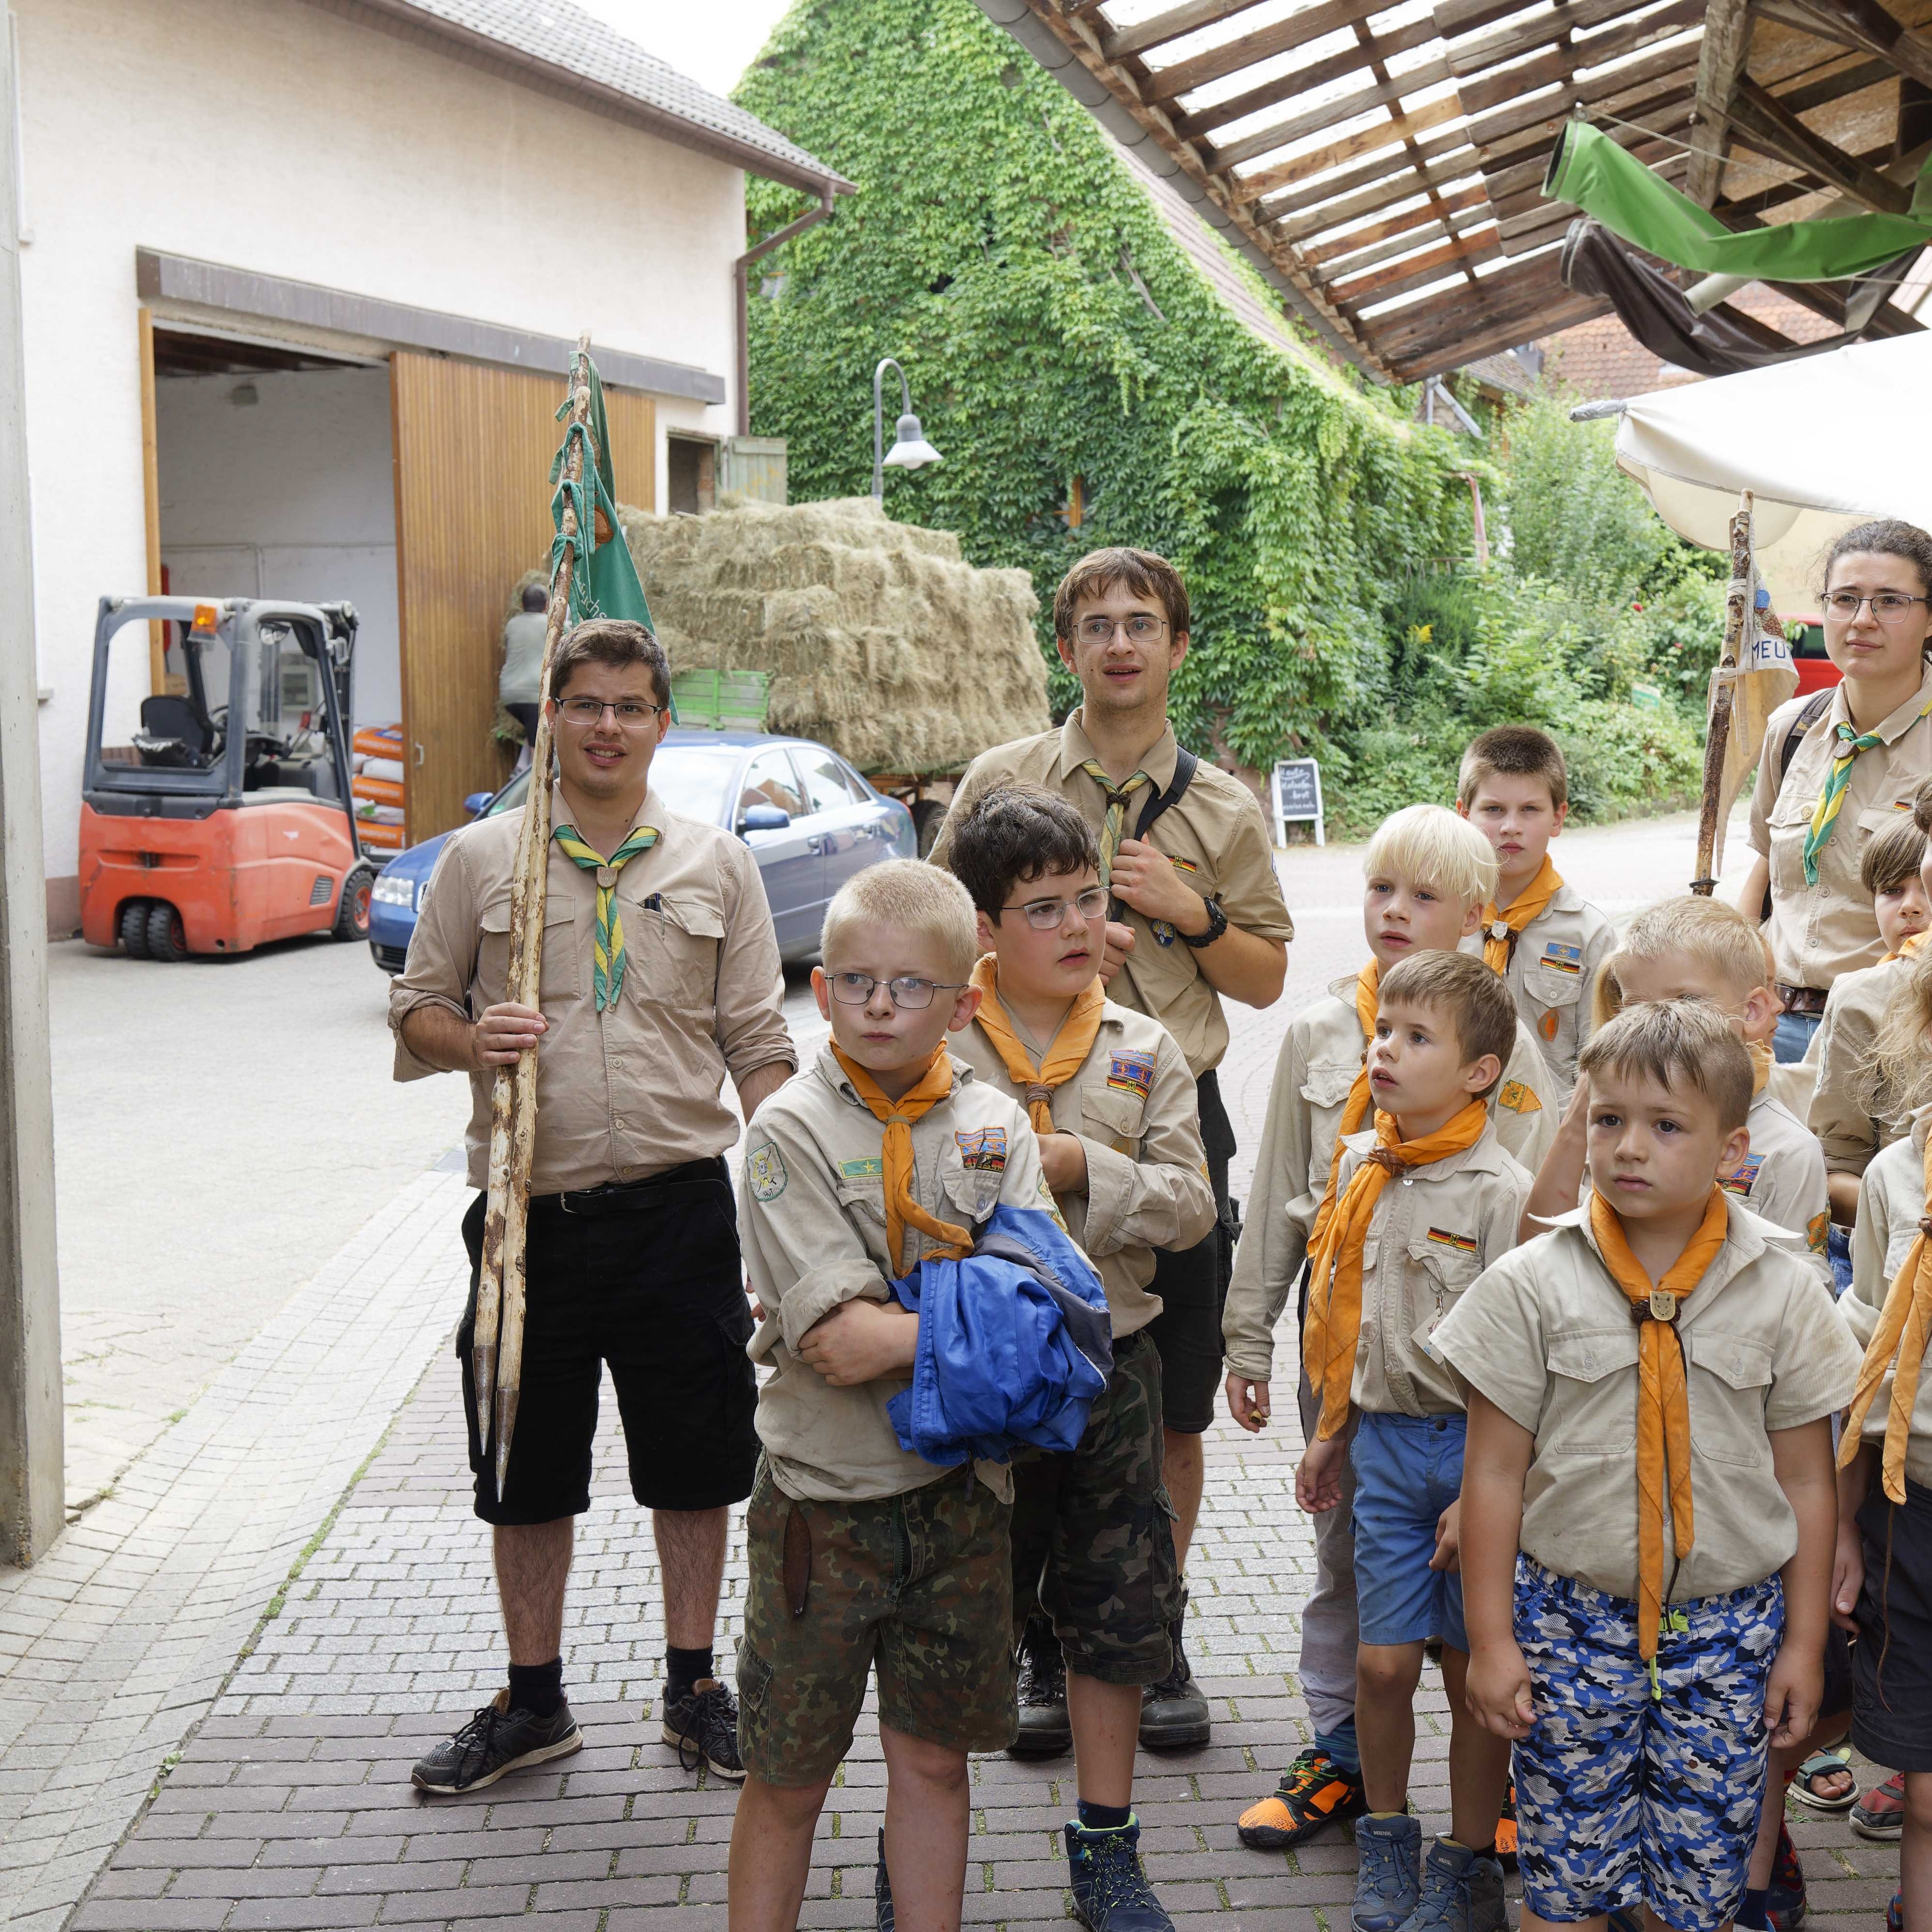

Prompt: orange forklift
[{"left": 78, "top": 595, "right": 377, "bottom": 959}]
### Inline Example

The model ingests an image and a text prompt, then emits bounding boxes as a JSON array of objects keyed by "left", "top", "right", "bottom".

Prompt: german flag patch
[
  {"left": 954, "top": 1126, "right": 1008, "bottom": 1173},
  {"left": 1719, "top": 1152, "right": 1764, "bottom": 1197},
  {"left": 1427, "top": 1227, "right": 1480, "bottom": 1256},
  {"left": 1540, "top": 940, "right": 1583, "bottom": 975},
  {"left": 1497, "top": 1080, "right": 1542, "bottom": 1115},
  {"left": 1171, "top": 856, "right": 1199, "bottom": 874},
  {"left": 1108, "top": 1051, "right": 1156, "bottom": 1100}
]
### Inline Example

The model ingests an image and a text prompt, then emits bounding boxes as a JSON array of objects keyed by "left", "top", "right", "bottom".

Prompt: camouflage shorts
[
  {"left": 1010, "top": 1329, "right": 1181, "bottom": 1686},
  {"left": 736, "top": 1457, "right": 1016, "bottom": 1787},
  {"left": 1513, "top": 1555, "right": 1781, "bottom": 1932}
]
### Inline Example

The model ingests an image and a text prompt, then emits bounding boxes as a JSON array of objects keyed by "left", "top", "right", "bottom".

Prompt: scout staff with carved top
[
  {"left": 1222, "top": 805, "right": 1554, "bottom": 1859},
  {"left": 1441, "top": 1002, "right": 1858, "bottom": 1932},
  {"left": 390, "top": 620, "right": 796, "bottom": 1796},
  {"left": 1454, "top": 725, "right": 1615, "bottom": 1097},
  {"left": 946, "top": 785, "right": 1215, "bottom": 1932},
  {"left": 1738, "top": 520, "right": 1932, "bottom": 1064},
  {"left": 932, "top": 545, "right": 1294, "bottom": 1748}
]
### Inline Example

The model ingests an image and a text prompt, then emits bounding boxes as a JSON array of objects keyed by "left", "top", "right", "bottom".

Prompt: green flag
[
  {"left": 549, "top": 357, "right": 653, "bottom": 630},
  {"left": 1544, "top": 119, "right": 1932, "bottom": 283}
]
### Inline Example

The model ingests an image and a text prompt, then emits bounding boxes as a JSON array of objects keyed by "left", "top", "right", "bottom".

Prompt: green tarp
[
  {"left": 1543, "top": 119, "right": 1932, "bottom": 283},
  {"left": 548, "top": 360, "right": 653, "bottom": 631}
]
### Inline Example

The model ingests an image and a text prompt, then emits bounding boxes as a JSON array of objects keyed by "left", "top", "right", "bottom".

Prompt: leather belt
[
  {"left": 1776, "top": 983, "right": 1828, "bottom": 1016},
  {"left": 534, "top": 1155, "right": 728, "bottom": 1215}
]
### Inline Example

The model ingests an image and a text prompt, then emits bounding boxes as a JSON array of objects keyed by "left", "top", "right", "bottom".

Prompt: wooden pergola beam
[
  {"left": 1726, "top": 75, "right": 1914, "bottom": 212},
  {"left": 1306, "top": 180, "right": 1492, "bottom": 265},
  {"left": 1176, "top": 18, "right": 1439, "bottom": 139},
  {"left": 1459, "top": 0, "right": 1706, "bottom": 116},
  {"left": 1687, "top": 0, "right": 1753, "bottom": 204},
  {"left": 1335, "top": 229, "right": 1505, "bottom": 308},
  {"left": 1233, "top": 93, "right": 1467, "bottom": 199},
  {"left": 1770, "top": 0, "right": 1932, "bottom": 92},
  {"left": 1262, "top": 126, "right": 1476, "bottom": 227},
  {"left": 1102, "top": 0, "right": 1269, "bottom": 61},
  {"left": 1209, "top": 59, "right": 1457, "bottom": 170},
  {"left": 1143, "top": 0, "right": 1392, "bottom": 99}
]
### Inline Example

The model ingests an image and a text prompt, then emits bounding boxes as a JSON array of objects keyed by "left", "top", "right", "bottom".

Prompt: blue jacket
[{"left": 886, "top": 1204, "right": 1113, "bottom": 1467}]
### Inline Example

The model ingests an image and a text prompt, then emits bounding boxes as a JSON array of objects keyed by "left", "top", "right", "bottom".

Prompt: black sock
[
  {"left": 1735, "top": 1888, "right": 1771, "bottom": 1930},
  {"left": 507, "top": 1658, "right": 563, "bottom": 1718},
  {"left": 667, "top": 1644, "right": 714, "bottom": 1702},
  {"left": 1076, "top": 1800, "right": 1132, "bottom": 1833}
]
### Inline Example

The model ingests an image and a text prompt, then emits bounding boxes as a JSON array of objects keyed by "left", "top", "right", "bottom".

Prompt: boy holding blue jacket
[
  {"left": 948, "top": 785, "right": 1216, "bottom": 1932},
  {"left": 728, "top": 860, "right": 1072, "bottom": 1932}
]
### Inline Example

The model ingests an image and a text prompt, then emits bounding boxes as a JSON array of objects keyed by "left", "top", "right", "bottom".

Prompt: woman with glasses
[{"left": 1742, "top": 519, "right": 1932, "bottom": 1062}]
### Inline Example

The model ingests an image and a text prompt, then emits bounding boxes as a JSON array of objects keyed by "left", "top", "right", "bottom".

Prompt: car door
[
  {"left": 735, "top": 746, "right": 822, "bottom": 959},
  {"left": 794, "top": 744, "right": 884, "bottom": 899}
]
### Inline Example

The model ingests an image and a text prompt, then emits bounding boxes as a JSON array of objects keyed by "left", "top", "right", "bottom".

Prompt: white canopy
[{"left": 1614, "top": 332, "right": 1932, "bottom": 614}]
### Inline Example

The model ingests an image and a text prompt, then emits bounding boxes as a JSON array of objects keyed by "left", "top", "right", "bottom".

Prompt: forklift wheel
[
  {"left": 119, "top": 899, "right": 153, "bottom": 959},
  {"left": 333, "top": 864, "right": 375, "bottom": 942},
  {"left": 145, "top": 902, "right": 188, "bottom": 962}
]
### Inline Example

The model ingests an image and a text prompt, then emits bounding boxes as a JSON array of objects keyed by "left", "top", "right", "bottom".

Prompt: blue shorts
[
  {"left": 1773, "top": 1008, "right": 1820, "bottom": 1063},
  {"left": 1827, "top": 1222, "right": 1853, "bottom": 1300},
  {"left": 1512, "top": 1556, "right": 1781, "bottom": 1932},
  {"left": 1349, "top": 1409, "right": 1467, "bottom": 1651}
]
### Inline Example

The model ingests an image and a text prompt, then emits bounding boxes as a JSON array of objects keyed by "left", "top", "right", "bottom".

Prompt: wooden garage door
[{"left": 389, "top": 352, "right": 655, "bottom": 843}]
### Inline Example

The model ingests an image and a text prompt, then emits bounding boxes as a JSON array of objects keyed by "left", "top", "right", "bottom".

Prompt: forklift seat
[{"left": 140, "top": 695, "right": 214, "bottom": 757}]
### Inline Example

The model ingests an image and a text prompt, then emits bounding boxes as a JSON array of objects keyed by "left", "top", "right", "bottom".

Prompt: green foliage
[{"left": 734, "top": 0, "right": 1716, "bottom": 834}]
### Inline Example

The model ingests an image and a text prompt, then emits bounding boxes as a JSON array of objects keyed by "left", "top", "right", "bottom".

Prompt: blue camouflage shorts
[{"left": 1512, "top": 1555, "right": 1782, "bottom": 1932}]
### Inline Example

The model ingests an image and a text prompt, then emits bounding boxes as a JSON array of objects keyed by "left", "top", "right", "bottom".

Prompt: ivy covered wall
[{"left": 731, "top": 0, "right": 1475, "bottom": 777}]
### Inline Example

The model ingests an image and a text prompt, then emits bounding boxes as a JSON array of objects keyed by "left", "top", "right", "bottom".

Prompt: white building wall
[{"left": 14, "top": 0, "right": 744, "bottom": 897}]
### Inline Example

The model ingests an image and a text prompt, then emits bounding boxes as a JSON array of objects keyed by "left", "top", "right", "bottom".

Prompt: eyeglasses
[
  {"left": 999, "top": 887, "right": 1108, "bottom": 930},
  {"left": 1823, "top": 591, "right": 1930, "bottom": 624},
  {"left": 1074, "top": 614, "right": 1167, "bottom": 645},
  {"left": 555, "top": 697, "right": 668, "bottom": 727},
  {"left": 827, "top": 972, "right": 964, "bottom": 1010}
]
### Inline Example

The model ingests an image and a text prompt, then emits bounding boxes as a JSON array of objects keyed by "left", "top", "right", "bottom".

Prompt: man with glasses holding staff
[
  {"left": 931, "top": 548, "right": 1293, "bottom": 1750},
  {"left": 391, "top": 618, "right": 796, "bottom": 1794}
]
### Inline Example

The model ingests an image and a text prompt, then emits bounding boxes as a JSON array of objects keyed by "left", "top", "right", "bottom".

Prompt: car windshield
[{"left": 486, "top": 744, "right": 741, "bottom": 827}]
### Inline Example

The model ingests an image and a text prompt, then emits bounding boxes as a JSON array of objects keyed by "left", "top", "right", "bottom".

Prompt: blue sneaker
[
  {"left": 1065, "top": 1817, "right": 1174, "bottom": 1932},
  {"left": 1395, "top": 1838, "right": 1506, "bottom": 1932},
  {"left": 1351, "top": 1813, "right": 1423, "bottom": 1932}
]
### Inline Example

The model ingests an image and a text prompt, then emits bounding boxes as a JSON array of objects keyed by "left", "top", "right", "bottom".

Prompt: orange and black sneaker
[
  {"left": 1493, "top": 1776, "right": 1518, "bottom": 1873},
  {"left": 1235, "top": 1746, "right": 1366, "bottom": 1850}
]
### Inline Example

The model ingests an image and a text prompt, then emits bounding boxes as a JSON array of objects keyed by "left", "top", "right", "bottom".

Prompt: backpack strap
[{"left": 1778, "top": 689, "right": 1833, "bottom": 784}]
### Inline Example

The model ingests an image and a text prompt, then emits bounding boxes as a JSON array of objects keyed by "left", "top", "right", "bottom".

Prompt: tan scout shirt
[
  {"left": 930, "top": 712, "right": 1294, "bottom": 1078},
  {"left": 1460, "top": 883, "right": 1617, "bottom": 1096},
  {"left": 741, "top": 1046, "right": 1061, "bottom": 1504},
  {"left": 1809, "top": 958, "right": 1912, "bottom": 1177},
  {"left": 389, "top": 784, "right": 796, "bottom": 1194},
  {"left": 1750, "top": 670, "right": 1932, "bottom": 991},
  {"left": 1327, "top": 1123, "right": 1531, "bottom": 1421},
  {"left": 1434, "top": 1195, "right": 1861, "bottom": 1602},
  {"left": 1847, "top": 1107, "right": 1932, "bottom": 1489},
  {"left": 951, "top": 999, "right": 1215, "bottom": 1339},
  {"left": 1728, "top": 1090, "right": 1832, "bottom": 1290},
  {"left": 1221, "top": 973, "right": 1559, "bottom": 1383}
]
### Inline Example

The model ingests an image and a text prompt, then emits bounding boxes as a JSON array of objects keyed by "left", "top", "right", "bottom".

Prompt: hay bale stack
[{"left": 618, "top": 495, "right": 1050, "bottom": 776}]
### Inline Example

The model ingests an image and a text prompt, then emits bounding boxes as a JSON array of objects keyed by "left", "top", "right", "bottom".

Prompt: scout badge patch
[
  {"left": 1107, "top": 1050, "right": 1156, "bottom": 1101},
  {"left": 955, "top": 1126, "right": 1008, "bottom": 1173},
  {"left": 839, "top": 1157, "right": 884, "bottom": 1182},
  {"left": 1719, "top": 1152, "right": 1763, "bottom": 1198},
  {"left": 1808, "top": 1210, "right": 1831, "bottom": 1254},
  {"left": 1497, "top": 1080, "right": 1542, "bottom": 1115},
  {"left": 747, "top": 1142, "right": 788, "bottom": 1200},
  {"left": 1540, "top": 940, "right": 1583, "bottom": 975},
  {"left": 1426, "top": 1227, "right": 1480, "bottom": 1257}
]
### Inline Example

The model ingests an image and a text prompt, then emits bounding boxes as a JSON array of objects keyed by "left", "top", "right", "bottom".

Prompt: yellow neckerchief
[
  {"left": 1588, "top": 1186, "right": 1730, "bottom": 1659},
  {"left": 1307, "top": 961, "right": 1382, "bottom": 1256},
  {"left": 830, "top": 1042, "right": 974, "bottom": 1272},
  {"left": 968, "top": 957, "right": 1107, "bottom": 1133},
  {"left": 1302, "top": 1099, "right": 1490, "bottom": 1439},
  {"left": 1838, "top": 1134, "right": 1932, "bottom": 1505},
  {"left": 1892, "top": 931, "right": 1927, "bottom": 963},
  {"left": 1481, "top": 856, "right": 1563, "bottom": 974},
  {"left": 1803, "top": 694, "right": 1932, "bottom": 885}
]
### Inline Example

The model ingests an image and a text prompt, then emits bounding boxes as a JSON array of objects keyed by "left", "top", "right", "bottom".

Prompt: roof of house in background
[{"left": 309, "top": 0, "right": 853, "bottom": 197}]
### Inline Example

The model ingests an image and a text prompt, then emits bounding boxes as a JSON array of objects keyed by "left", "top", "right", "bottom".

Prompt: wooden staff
[
  {"left": 474, "top": 332, "right": 595, "bottom": 1492},
  {"left": 1692, "top": 493, "right": 1754, "bottom": 897}
]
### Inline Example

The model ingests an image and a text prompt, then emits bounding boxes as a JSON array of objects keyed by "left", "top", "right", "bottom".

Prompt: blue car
[{"left": 369, "top": 729, "right": 916, "bottom": 973}]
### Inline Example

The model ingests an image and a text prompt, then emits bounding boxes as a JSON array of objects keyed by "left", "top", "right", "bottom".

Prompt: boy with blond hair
[
  {"left": 946, "top": 783, "right": 1215, "bottom": 1932},
  {"left": 1224, "top": 804, "right": 1554, "bottom": 1851},
  {"left": 728, "top": 860, "right": 1073, "bottom": 1932},
  {"left": 1445, "top": 1001, "right": 1858, "bottom": 1932},
  {"left": 1521, "top": 895, "right": 1831, "bottom": 1288},
  {"left": 1297, "top": 949, "right": 1531, "bottom": 1932},
  {"left": 1455, "top": 725, "right": 1616, "bottom": 1095}
]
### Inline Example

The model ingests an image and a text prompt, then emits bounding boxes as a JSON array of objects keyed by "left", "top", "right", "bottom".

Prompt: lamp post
[{"left": 872, "top": 357, "right": 941, "bottom": 501}]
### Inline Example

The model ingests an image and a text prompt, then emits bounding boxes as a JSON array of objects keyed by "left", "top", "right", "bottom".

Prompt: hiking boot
[
  {"left": 1395, "top": 1838, "right": 1506, "bottom": 1932},
  {"left": 1767, "top": 1818, "right": 1807, "bottom": 1932},
  {"left": 1138, "top": 1596, "right": 1209, "bottom": 1749},
  {"left": 1853, "top": 1770, "right": 1907, "bottom": 1841},
  {"left": 1236, "top": 1746, "right": 1368, "bottom": 1848},
  {"left": 409, "top": 1688, "right": 581, "bottom": 1793},
  {"left": 1010, "top": 1615, "right": 1072, "bottom": 1758},
  {"left": 1065, "top": 1816, "right": 1174, "bottom": 1932},
  {"left": 875, "top": 1828, "right": 895, "bottom": 1932},
  {"left": 662, "top": 1676, "right": 744, "bottom": 1781},
  {"left": 1351, "top": 1813, "right": 1423, "bottom": 1932}
]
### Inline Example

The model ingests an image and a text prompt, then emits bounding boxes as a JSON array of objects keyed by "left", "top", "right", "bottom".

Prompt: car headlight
[{"left": 372, "top": 875, "right": 416, "bottom": 908}]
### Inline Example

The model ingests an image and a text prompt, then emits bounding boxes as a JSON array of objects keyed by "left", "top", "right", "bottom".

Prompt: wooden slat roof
[{"left": 974, "top": 0, "right": 1930, "bottom": 381}]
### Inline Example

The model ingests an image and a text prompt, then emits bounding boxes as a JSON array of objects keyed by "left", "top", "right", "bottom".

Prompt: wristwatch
[{"left": 1180, "top": 896, "right": 1228, "bottom": 950}]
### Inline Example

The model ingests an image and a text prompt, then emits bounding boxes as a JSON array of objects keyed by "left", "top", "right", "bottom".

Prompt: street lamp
[{"left": 872, "top": 356, "right": 941, "bottom": 501}]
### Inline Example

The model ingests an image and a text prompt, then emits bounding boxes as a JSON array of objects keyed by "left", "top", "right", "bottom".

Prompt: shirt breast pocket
[
  {"left": 1767, "top": 786, "right": 1818, "bottom": 900},
  {"left": 477, "top": 896, "right": 581, "bottom": 1006},
  {"left": 939, "top": 1147, "right": 1003, "bottom": 1226},
  {"left": 1524, "top": 961, "right": 1584, "bottom": 1016},
  {"left": 1406, "top": 1238, "right": 1481, "bottom": 1356},
  {"left": 1686, "top": 1330, "right": 1776, "bottom": 1467},
  {"left": 624, "top": 895, "right": 725, "bottom": 1013},
  {"left": 1546, "top": 1326, "right": 1640, "bottom": 1455},
  {"left": 1080, "top": 1085, "right": 1146, "bottom": 1153}
]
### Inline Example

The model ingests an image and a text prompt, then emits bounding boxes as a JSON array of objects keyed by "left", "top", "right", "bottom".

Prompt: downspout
[{"left": 734, "top": 189, "right": 835, "bottom": 436}]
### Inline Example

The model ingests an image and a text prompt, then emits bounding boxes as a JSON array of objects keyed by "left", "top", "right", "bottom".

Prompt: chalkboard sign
[{"left": 1272, "top": 759, "right": 1324, "bottom": 848}]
